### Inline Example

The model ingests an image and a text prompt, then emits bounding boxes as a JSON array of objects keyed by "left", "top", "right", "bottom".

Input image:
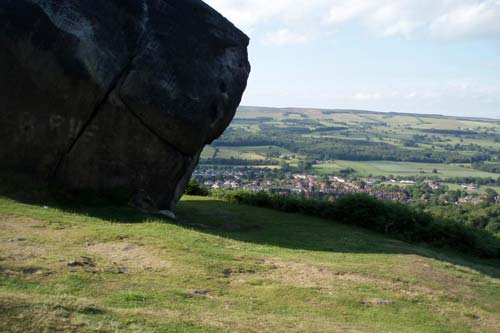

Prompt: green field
[
  {"left": 443, "top": 184, "right": 500, "bottom": 194},
  {"left": 212, "top": 148, "right": 265, "bottom": 161},
  {"left": 314, "top": 161, "right": 500, "bottom": 178},
  {"left": 204, "top": 107, "right": 500, "bottom": 181},
  {"left": 228, "top": 146, "right": 293, "bottom": 154},
  {"left": 200, "top": 146, "right": 216, "bottom": 159},
  {"left": 202, "top": 145, "right": 302, "bottom": 163},
  {"left": 236, "top": 107, "right": 500, "bottom": 130},
  {"left": 1, "top": 195, "right": 500, "bottom": 332}
]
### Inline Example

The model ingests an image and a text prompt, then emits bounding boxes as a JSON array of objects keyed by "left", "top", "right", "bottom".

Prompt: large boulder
[{"left": 0, "top": 0, "right": 250, "bottom": 211}]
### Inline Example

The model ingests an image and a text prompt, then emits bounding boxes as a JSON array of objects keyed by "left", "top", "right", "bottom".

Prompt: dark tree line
[{"left": 214, "top": 127, "right": 490, "bottom": 163}]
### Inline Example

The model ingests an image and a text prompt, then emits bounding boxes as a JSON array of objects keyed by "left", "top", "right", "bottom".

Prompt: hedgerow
[{"left": 210, "top": 190, "right": 500, "bottom": 258}]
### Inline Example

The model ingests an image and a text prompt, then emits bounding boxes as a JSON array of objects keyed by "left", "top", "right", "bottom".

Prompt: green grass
[
  {"left": 211, "top": 146, "right": 298, "bottom": 160},
  {"left": 212, "top": 147, "right": 265, "bottom": 160},
  {"left": 1, "top": 194, "right": 500, "bottom": 332},
  {"left": 229, "top": 145, "right": 294, "bottom": 155},
  {"left": 442, "top": 183, "right": 500, "bottom": 194},
  {"left": 314, "top": 160, "right": 500, "bottom": 178},
  {"left": 200, "top": 146, "right": 216, "bottom": 159}
]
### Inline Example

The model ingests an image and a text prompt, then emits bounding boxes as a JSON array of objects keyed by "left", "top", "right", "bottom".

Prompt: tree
[
  {"left": 484, "top": 188, "right": 499, "bottom": 203},
  {"left": 279, "top": 160, "right": 291, "bottom": 172},
  {"left": 185, "top": 179, "right": 209, "bottom": 196},
  {"left": 297, "top": 160, "right": 313, "bottom": 172}
]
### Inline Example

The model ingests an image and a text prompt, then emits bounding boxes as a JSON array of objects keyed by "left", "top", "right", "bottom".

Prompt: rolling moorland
[{"left": 201, "top": 106, "right": 500, "bottom": 180}]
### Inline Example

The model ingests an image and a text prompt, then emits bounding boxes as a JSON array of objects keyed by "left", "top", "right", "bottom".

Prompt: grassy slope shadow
[
  {"left": 175, "top": 198, "right": 500, "bottom": 278},
  {"left": 0, "top": 172, "right": 499, "bottom": 278}
]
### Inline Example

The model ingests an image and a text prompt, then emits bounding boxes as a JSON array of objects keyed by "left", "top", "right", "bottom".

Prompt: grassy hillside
[
  {"left": 1, "top": 194, "right": 500, "bottom": 332},
  {"left": 313, "top": 160, "right": 500, "bottom": 178},
  {"left": 203, "top": 106, "right": 500, "bottom": 182}
]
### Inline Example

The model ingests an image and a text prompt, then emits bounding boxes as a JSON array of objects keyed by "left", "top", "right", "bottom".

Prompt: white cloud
[
  {"left": 205, "top": 0, "right": 500, "bottom": 40},
  {"left": 353, "top": 92, "right": 382, "bottom": 101},
  {"left": 264, "top": 29, "right": 309, "bottom": 46},
  {"left": 403, "top": 91, "right": 442, "bottom": 100},
  {"left": 324, "top": 0, "right": 424, "bottom": 35},
  {"left": 205, "top": 0, "right": 324, "bottom": 29},
  {"left": 342, "top": 82, "right": 500, "bottom": 104},
  {"left": 431, "top": 0, "right": 500, "bottom": 39},
  {"left": 324, "top": 1, "right": 371, "bottom": 25}
]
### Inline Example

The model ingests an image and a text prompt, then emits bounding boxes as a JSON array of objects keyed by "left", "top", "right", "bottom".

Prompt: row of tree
[{"left": 214, "top": 127, "right": 492, "bottom": 164}]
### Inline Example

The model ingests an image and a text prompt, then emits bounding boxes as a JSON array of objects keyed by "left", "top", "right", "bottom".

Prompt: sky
[{"left": 205, "top": 0, "right": 500, "bottom": 119}]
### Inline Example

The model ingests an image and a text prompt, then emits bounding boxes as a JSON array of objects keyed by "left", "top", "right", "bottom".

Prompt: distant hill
[{"left": 238, "top": 106, "right": 500, "bottom": 123}]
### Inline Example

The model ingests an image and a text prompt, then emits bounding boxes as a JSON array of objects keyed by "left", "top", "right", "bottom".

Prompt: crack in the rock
[
  {"left": 53, "top": 5, "right": 153, "bottom": 178},
  {"left": 120, "top": 91, "right": 199, "bottom": 210},
  {"left": 119, "top": 96, "right": 191, "bottom": 159},
  {"left": 51, "top": 1, "right": 210, "bottom": 207},
  {"left": 121, "top": 95, "right": 200, "bottom": 210},
  {"left": 52, "top": 60, "right": 135, "bottom": 177}
]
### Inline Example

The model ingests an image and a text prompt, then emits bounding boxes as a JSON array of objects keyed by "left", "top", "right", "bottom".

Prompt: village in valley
[{"left": 193, "top": 167, "right": 500, "bottom": 205}]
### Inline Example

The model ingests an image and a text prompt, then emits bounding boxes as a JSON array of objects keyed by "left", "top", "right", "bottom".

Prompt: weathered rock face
[{"left": 0, "top": 0, "right": 250, "bottom": 211}]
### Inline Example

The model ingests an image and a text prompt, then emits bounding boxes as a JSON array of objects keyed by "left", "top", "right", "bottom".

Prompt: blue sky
[{"left": 206, "top": 0, "right": 500, "bottom": 119}]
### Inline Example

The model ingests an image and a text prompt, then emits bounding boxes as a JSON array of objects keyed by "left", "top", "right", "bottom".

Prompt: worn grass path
[{"left": 1, "top": 195, "right": 499, "bottom": 332}]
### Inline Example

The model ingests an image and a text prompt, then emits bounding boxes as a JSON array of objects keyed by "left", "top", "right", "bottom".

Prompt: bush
[
  {"left": 185, "top": 179, "right": 209, "bottom": 196},
  {"left": 210, "top": 190, "right": 500, "bottom": 258}
]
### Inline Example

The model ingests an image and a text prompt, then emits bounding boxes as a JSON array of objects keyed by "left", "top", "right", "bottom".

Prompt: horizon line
[{"left": 239, "top": 105, "right": 500, "bottom": 122}]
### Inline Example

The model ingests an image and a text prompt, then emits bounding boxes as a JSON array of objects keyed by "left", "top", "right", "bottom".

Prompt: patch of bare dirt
[
  {"left": 361, "top": 298, "right": 394, "bottom": 306},
  {"left": 260, "top": 259, "right": 388, "bottom": 288},
  {"left": 0, "top": 216, "right": 76, "bottom": 239},
  {"left": 1, "top": 216, "right": 44, "bottom": 233},
  {"left": 85, "top": 242, "right": 172, "bottom": 273},
  {"left": 0, "top": 266, "right": 53, "bottom": 277},
  {"left": 1, "top": 244, "right": 49, "bottom": 262},
  {"left": 473, "top": 309, "right": 500, "bottom": 333},
  {"left": 398, "top": 255, "right": 480, "bottom": 300},
  {"left": 0, "top": 216, "right": 56, "bottom": 261},
  {"left": 235, "top": 258, "right": 447, "bottom": 300}
]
